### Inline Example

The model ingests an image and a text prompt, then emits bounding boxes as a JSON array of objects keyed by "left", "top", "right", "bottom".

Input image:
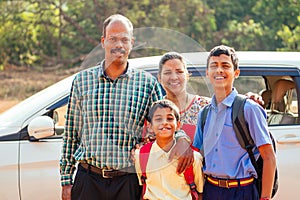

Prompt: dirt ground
[{"left": 0, "top": 100, "right": 19, "bottom": 113}]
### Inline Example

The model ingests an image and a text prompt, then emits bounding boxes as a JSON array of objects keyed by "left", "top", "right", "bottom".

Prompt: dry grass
[{"left": 0, "top": 65, "right": 75, "bottom": 113}]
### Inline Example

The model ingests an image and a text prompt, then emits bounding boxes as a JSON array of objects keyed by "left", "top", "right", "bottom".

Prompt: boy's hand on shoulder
[{"left": 169, "top": 138, "right": 193, "bottom": 174}]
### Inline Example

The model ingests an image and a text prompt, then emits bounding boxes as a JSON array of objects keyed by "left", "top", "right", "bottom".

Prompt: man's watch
[{"left": 175, "top": 130, "right": 191, "bottom": 144}]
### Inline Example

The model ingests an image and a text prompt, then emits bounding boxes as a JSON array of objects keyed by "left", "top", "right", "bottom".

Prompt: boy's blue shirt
[{"left": 193, "top": 88, "right": 271, "bottom": 179}]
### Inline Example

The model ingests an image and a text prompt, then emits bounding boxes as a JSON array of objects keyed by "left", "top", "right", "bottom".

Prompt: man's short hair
[{"left": 102, "top": 14, "right": 133, "bottom": 38}]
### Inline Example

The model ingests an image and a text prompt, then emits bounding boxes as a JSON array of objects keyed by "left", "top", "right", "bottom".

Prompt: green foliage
[
  {"left": 221, "top": 19, "right": 269, "bottom": 50},
  {"left": 277, "top": 16, "right": 300, "bottom": 51},
  {"left": 0, "top": 0, "right": 299, "bottom": 69}
]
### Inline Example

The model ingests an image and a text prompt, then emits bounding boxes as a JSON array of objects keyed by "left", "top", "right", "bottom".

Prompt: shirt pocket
[{"left": 221, "top": 122, "right": 241, "bottom": 149}]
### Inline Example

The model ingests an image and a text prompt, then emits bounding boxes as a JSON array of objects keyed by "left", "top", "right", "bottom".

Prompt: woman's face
[{"left": 158, "top": 58, "right": 189, "bottom": 96}]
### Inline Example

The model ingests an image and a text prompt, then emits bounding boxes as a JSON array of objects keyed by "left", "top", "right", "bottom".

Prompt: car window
[
  {"left": 188, "top": 74, "right": 299, "bottom": 126},
  {"left": 187, "top": 76, "right": 212, "bottom": 97},
  {"left": 53, "top": 104, "right": 67, "bottom": 136},
  {"left": 291, "top": 89, "right": 298, "bottom": 114},
  {"left": 234, "top": 76, "right": 266, "bottom": 95}
]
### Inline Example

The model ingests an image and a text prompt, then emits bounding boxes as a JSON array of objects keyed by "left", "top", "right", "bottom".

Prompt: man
[
  {"left": 193, "top": 45, "right": 276, "bottom": 200},
  {"left": 60, "top": 14, "right": 192, "bottom": 200}
]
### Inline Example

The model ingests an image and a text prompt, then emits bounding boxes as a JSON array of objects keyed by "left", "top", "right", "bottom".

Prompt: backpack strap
[
  {"left": 232, "top": 95, "right": 258, "bottom": 167},
  {"left": 232, "top": 94, "right": 255, "bottom": 149},
  {"left": 139, "top": 142, "right": 154, "bottom": 199},
  {"left": 183, "top": 164, "right": 199, "bottom": 200},
  {"left": 200, "top": 105, "right": 210, "bottom": 133},
  {"left": 232, "top": 94, "right": 262, "bottom": 192}
]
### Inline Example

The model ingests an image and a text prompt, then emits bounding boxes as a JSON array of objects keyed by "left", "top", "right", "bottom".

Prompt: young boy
[
  {"left": 193, "top": 45, "right": 276, "bottom": 200},
  {"left": 135, "top": 99, "right": 203, "bottom": 200}
]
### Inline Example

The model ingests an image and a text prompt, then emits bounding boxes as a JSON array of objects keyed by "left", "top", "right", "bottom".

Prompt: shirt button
[
  {"left": 216, "top": 133, "right": 218, "bottom": 137},
  {"left": 212, "top": 164, "right": 216, "bottom": 168},
  {"left": 215, "top": 148, "right": 218, "bottom": 152}
]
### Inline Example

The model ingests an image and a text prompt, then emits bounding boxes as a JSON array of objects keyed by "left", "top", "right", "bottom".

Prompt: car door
[
  {"left": 232, "top": 71, "right": 300, "bottom": 200},
  {"left": 0, "top": 140, "right": 19, "bottom": 200},
  {"left": 19, "top": 138, "right": 62, "bottom": 200},
  {"left": 18, "top": 103, "right": 67, "bottom": 200}
]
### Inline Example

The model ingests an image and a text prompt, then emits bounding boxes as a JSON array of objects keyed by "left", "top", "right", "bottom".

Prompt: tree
[
  {"left": 1, "top": 0, "right": 299, "bottom": 70},
  {"left": 277, "top": 16, "right": 300, "bottom": 51}
]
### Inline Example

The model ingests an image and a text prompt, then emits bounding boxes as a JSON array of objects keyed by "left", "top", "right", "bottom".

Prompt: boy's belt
[{"left": 205, "top": 175, "right": 254, "bottom": 188}]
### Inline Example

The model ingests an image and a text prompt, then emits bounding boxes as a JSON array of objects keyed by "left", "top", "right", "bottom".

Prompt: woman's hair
[
  {"left": 207, "top": 45, "right": 239, "bottom": 70},
  {"left": 147, "top": 99, "right": 180, "bottom": 122},
  {"left": 158, "top": 52, "right": 187, "bottom": 74}
]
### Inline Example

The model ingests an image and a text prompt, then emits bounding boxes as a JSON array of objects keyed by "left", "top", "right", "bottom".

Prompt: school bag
[
  {"left": 139, "top": 142, "right": 199, "bottom": 200},
  {"left": 200, "top": 94, "right": 278, "bottom": 198}
]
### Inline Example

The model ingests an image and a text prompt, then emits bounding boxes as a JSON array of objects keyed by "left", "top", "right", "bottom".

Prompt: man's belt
[
  {"left": 205, "top": 175, "right": 254, "bottom": 188},
  {"left": 79, "top": 163, "right": 135, "bottom": 178}
]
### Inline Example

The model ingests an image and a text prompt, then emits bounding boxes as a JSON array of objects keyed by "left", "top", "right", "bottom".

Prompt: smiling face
[
  {"left": 101, "top": 19, "right": 134, "bottom": 67},
  {"left": 149, "top": 107, "right": 180, "bottom": 141},
  {"left": 158, "top": 58, "right": 189, "bottom": 96},
  {"left": 206, "top": 54, "right": 240, "bottom": 95}
]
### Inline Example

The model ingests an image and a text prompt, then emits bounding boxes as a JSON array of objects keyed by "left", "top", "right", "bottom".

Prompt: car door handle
[{"left": 277, "top": 134, "right": 300, "bottom": 144}]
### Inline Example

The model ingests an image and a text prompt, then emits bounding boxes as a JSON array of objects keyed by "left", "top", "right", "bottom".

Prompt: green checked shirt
[{"left": 60, "top": 61, "right": 162, "bottom": 186}]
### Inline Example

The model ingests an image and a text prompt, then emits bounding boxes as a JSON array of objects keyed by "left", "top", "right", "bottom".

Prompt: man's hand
[
  {"left": 245, "top": 92, "right": 264, "bottom": 107},
  {"left": 169, "top": 138, "right": 193, "bottom": 174},
  {"left": 62, "top": 185, "right": 72, "bottom": 200},
  {"left": 130, "top": 143, "right": 142, "bottom": 163}
]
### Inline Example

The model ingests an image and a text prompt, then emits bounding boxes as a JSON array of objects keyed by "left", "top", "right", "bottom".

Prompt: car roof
[{"left": 130, "top": 51, "right": 300, "bottom": 70}]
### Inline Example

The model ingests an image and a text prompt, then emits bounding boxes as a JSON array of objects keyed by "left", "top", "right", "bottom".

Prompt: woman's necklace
[
  {"left": 181, "top": 93, "right": 189, "bottom": 112},
  {"left": 166, "top": 93, "right": 189, "bottom": 112}
]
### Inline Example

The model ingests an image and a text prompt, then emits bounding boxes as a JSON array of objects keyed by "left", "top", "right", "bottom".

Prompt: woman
[
  {"left": 157, "top": 51, "right": 264, "bottom": 142},
  {"left": 158, "top": 52, "right": 210, "bottom": 141}
]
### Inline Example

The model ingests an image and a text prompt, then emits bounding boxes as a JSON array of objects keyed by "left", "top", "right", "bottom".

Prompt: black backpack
[{"left": 201, "top": 94, "right": 278, "bottom": 197}]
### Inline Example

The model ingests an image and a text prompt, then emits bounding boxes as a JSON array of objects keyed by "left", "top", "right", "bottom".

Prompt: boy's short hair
[
  {"left": 147, "top": 99, "right": 180, "bottom": 122},
  {"left": 207, "top": 45, "right": 239, "bottom": 70}
]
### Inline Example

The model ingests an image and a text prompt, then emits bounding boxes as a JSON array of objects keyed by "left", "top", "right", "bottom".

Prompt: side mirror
[{"left": 27, "top": 116, "right": 55, "bottom": 140}]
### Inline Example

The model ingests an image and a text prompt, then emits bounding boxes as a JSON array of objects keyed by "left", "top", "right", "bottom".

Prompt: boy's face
[
  {"left": 206, "top": 54, "right": 240, "bottom": 93},
  {"left": 149, "top": 107, "right": 180, "bottom": 140}
]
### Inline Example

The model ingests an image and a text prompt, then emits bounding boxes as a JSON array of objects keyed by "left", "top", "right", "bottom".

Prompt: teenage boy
[
  {"left": 135, "top": 99, "right": 203, "bottom": 200},
  {"left": 193, "top": 45, "right": 276, "bottom": 200}
]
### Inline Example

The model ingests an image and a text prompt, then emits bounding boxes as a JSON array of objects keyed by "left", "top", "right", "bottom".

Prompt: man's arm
[
  {"left": 60, "top": 78, "right": 81, "bottom": 199},
  {"left": 258, "top": 144, "right": 276, "bottom": 199},
  {"left": 169, "top": 130, "right": 193, "bottom": 174}
]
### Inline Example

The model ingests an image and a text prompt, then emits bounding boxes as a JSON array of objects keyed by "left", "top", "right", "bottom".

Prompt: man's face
[
  {"left": 206, "top": 54, "right": 240, "bottom": 93},
  {"left": 149, "top": 107, "right": 180, "bottom": 141},
  {"left": 101, "top": 20, "right": 134, "bottom": 67}
]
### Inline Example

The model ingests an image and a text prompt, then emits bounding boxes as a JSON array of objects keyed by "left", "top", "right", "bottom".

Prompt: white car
[{"left": 0, "top": 51, "right": 299, "bottom": 199}]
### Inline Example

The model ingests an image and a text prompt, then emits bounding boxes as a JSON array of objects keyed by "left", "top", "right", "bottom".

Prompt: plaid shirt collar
[{"left": 97, "top": 60, "right": 133, "bottom": 79}]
